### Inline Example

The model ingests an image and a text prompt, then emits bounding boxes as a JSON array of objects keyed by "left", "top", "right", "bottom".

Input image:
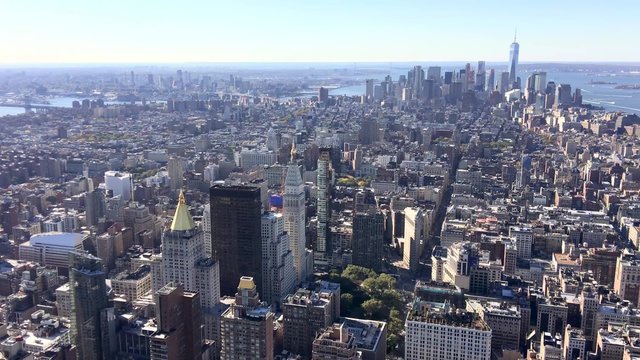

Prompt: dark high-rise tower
[
  {"left": 68, "top": 251, "right": 111, "bottom": 360},
  {"left": 555, "top": 84, "right": 573, "bottom": 106},
  {"left": 486, "top": 69, "right": 495, "bottom": 92},
  {"left": 352, "top": 211, "right": 384, "bottom": 271},
  {"left": 315, "top": 149, "right": 333, "bottom": 266},
  {"left": 210, "top": 185, "right": 263, "bottom": 296},
  {"left": 476, "top": 61, "right": 486, "bottom": 91},
  {"left": 84, "top": 188, "right": 105, "bottom": 229},
  {"left": 365, "top": 79, "right": 375, "bottom": 101},
  {"left": 444, "top": 71, "right": 454, "bottom": 85},
  {"left": 508, "top": 31, "right": 520, "bottom": 88},
  {"left": 410, "top": 65, "right": 425, "bottom": 99},
  {"left": 318, "top": 87, "right": 329, "bottom": 103}
]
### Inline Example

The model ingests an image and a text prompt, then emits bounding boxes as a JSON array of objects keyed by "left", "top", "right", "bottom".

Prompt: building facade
[
  {"left": 220, "top": 277, "right": 274, "bottom": 360},
  {"left": 315, "top": 149, "right": 333, "bottom": 265},
  {"left": 68, "top": 251, "right": 111, "bottom": 360},
  {"left": 405, "top": 300, "right": 492, "bottom": 360},
  {"left": 284, "top": 163, "right": 308, "bottom": 283},
  {"left": 19, "top": 232, "right": 86, "bottom": 269},
  {"left": 151, "top": 283, "right": 203, "bottom": 360},
  {"left": 312, "top": 323, "right": 360, "bottom": 360},
  {"left": 104, "top": 171, "right": 132, "bottom": 201},
  {"left": 614, "top": 254, "right": 640, "bottom": 307},
  {"left": 261, "top": 212, "right": 296, "bottom": 305},
  {"left": 509, "top": 226, "right": 532, "bottom": 260},
  {"left": 161, "top": 191, "right": 220, "bottom": 313},
  {"left": 351, "top": 211, "right": 384, "bottom": 271},
  {"left": 402, "top": 207, "right": 425, "bottom": 272},
  {"left": 283, "top": 288, "right": 334, "bottom": 357},
  {"left": 467, "top": 299, "right": 521, "bottom": 352},
  {"left": 210, "top": 185, "right": 263, "bottom": 296}
]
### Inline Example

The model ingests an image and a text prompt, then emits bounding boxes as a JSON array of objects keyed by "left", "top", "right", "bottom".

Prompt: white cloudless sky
[{"left": 1, "top": 0, "right": 638, "bottom": 64}]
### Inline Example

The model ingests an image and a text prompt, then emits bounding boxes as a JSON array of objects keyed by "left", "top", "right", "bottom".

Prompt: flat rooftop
[
  {"left": 415, "top": 281, "right": 462, "bottom": 295},
  {"left": 408, "top": 300, "right": 489, "bottom": 331},
  {"left": 113, "top": 265, "right": 151, "bottom": 281},
  {"left": 342, "top": 317, "right": 386, "bottom": 351},
  {"left": 284, "top": 289, "right": 330, "bottom": 307},
  {"left": 467, "top": 299, "right": 520, "bottom": 318},
  {"left": 210, "top": 184, "right": 261, "bottom": 195},
  {"left": 27, "top": 232, "right": 86, "bottom": 247}
]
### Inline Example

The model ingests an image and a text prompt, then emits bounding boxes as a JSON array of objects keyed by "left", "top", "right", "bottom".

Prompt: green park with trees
[{"left": 320, "top": 265, "right": 408, "bottom": 355}]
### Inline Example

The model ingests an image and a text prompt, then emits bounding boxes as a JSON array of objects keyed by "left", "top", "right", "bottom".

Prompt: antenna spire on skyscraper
[{"left": 508, "top": 29, "right": 520, "bottom": 88}]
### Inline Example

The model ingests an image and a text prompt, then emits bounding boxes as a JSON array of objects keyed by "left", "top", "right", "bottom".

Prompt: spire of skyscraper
[
  {"left": 508, "top": 34, "right": 520, "bottom": 89},
  {"left": 161, "top": 189, "right": 220, "bottom": 343},
  {"left": 170, "top": 189, "right": 195, "bottom": 231},
  {"left": 284, "top": 162, "right": 308, "bottom": 283},
  {"left": 290, "top": 142, "right": 298, "bottom": 164}
]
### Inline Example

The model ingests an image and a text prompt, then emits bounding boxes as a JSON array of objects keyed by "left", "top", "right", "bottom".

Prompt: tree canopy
[
  {"left": 319, "top": 265, "right": 407, "bottom": 355},
  {"left": 341, "top": 265, "right": 376, "bottom": 284}
]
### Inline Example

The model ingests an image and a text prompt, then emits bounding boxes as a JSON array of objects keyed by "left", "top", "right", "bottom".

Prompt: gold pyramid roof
[
  {"left": 238, "top": 276, "right": 256, "bottom": 290},
  {"left": 170, "top": 190, "right": 195, "bottom": 231}
]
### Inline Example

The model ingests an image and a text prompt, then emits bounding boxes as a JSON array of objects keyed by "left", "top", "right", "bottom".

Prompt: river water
[{"left": 0, "top": 97, "right": 161, "bottom": 117}]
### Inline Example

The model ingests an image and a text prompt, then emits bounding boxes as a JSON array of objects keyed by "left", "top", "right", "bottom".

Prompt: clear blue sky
[{"left": 1, "top": 0, "right": 638, "bottom": 64}]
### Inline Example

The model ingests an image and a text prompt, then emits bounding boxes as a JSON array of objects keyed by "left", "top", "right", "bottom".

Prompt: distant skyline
[{"left": 1, "top": 0, "right": 638, "bottom": 64}]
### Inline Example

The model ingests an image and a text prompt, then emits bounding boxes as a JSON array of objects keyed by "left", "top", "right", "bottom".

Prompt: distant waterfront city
[{"left": 2, "top": 63, "right": 639, "bottom": 117}]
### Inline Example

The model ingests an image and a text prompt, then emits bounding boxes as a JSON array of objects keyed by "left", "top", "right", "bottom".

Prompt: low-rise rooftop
[
  {"left": 407, "top": 299, "right": 489, "bottom": 331},
  {"left": 342, "top": 317, "right": 386, "bottom": 351}
]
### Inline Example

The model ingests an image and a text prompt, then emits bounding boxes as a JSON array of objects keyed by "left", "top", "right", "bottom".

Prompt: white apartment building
[
  {"left": 240, "top": 149, "right": 277, "bottom": 170},
  {"left": 104, "top": 171, "right": 132, "bottom": 201},
  {"left": 405, "top": 300, "right": 491, "bottom": 360},
  {"left": 261, "top": 212, "right": 296, "bottom": 305},
  {"left": 510, "top": 226, "right": 533, "bottom": 260},
  {"left": 19, "top": 232, "right": 86, "bottom": 268}
]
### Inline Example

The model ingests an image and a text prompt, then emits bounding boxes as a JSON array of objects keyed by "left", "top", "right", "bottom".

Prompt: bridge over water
[{"left": 0, "top": 102, "right": 61, "bottom": 110}]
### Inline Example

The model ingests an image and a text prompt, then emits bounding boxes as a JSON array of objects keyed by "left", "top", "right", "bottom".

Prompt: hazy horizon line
[{"left": 1, "top": 60, "right": 640, "bottom": 68}]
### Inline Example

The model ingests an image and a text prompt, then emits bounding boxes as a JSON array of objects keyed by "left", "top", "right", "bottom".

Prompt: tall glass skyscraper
[
  {"left": 315, "top": 148, "right": 333, "bottom": 266},
  {"left": 210, "top": 185, "right": 263, "bottom": 296},
  {"left": 508, "top": 33, "right": 520, "bottom": 88},
  {"left": 68, "top": 251, "right": 110, "bottom": 360}
]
